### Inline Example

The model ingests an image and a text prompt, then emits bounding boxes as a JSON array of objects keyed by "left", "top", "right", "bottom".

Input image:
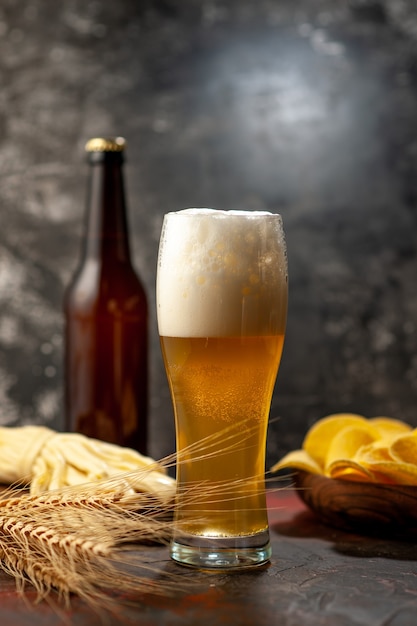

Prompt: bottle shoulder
[{"left": 64, "top": 259, "right": 148, "bottom": 316}]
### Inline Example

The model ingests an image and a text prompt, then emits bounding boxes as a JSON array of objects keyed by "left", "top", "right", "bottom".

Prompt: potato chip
[
  {"left": 360, "top": 460, "right": 417, "bottom": 486},
  {"left": 369, "top": 417, "right": 412, "bottom": 441},
  {"left": 272, "top": 413, "right": 417, "bottom": 486},
  {"left": 270, "top": 449, "right": 322, "bottom": 475},
  {"left": 355, "top": 441, "right": 393, "bottom": 464},
  {"left": 324, "top": 424, "right": 379, "bottom": 470},
  {"left": 302, "top": 413, "right": 369, "bottom": 469},
  {"left": 327, "top": 460, "right": 375, "bottom": 482},
  {"left": 389, "top": 431, "right": 417, "bottom": 465}
]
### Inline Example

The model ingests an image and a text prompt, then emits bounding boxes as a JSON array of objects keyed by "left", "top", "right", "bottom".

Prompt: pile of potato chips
[{"left": 271, "top": 413, "right": 417, "bottom": 485}]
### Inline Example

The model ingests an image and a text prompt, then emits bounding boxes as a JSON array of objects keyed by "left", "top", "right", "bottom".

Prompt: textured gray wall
[{"left": 0, "top": 0, "right": 417, "bottom": 467}]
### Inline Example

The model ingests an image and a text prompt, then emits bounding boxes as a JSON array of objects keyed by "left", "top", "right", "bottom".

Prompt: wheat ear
[
  {"left": 0, "top": 457, "right": 181, "bottom": 607},
  {"left": 0, "top": 419, "right": 272, "bottom": 608}
]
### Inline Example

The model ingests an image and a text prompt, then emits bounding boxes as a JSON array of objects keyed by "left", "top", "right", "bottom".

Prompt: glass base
[{"left": 170, "top": 530, "right": 271, "bottom": 570}]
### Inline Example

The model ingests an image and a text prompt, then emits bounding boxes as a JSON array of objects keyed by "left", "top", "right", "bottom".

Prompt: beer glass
[{"left": 157, "top": 209, "right": 287, "bottom": 569}]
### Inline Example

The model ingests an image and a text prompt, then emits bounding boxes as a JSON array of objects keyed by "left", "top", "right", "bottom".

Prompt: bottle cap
[{"left": 85, "top": 137, "right": 126, "bottom": 153}]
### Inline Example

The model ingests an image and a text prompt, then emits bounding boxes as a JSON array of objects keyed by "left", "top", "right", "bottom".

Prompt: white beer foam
[{"left": 157, "top": 208, "right": 288, "bottom": 337}]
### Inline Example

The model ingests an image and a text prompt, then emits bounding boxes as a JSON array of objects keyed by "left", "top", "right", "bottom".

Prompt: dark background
[{"left": 0, "top": 0, "right": 417, "bottom": 468}]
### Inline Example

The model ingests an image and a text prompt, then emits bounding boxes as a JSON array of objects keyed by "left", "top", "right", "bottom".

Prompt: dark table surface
[{"left": 1, "top": 486, "right": 416, "bottom": 625}]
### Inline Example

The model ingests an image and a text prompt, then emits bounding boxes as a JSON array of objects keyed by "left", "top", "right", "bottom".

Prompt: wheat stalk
[
  {"left": 0, "top": 420, "right": 279, "bottom": 610},
  {"left": 0, "top": 459, "right": 180, "bottom": 605}
]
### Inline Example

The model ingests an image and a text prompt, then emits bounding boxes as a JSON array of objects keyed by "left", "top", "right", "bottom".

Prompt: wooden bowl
[{"left": 293, "top": 471, "right": 417, "bottom": 539}]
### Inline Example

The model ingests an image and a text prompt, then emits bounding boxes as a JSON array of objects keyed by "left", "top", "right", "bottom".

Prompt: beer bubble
[{"left": 224, "top": 252, "right": 237, "bottom": 270}]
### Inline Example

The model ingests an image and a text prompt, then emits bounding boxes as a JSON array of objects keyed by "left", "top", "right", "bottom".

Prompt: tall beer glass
[{"left": 157, "top": 209, "right": 287, "bottom": 569}]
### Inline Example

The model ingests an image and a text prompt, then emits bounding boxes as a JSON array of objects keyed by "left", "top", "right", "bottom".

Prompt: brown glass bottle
[{"left": 64, "top": 137, "right": 148, "bottom": 454}]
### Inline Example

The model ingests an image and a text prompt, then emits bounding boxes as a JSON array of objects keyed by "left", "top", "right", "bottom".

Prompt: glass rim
[{"left": 164, "top": 208, "right": 283, "bottom": 219}]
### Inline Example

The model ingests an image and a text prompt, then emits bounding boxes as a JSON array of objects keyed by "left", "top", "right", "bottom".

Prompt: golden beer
[
  {"left": 160, "top": 334, "right": 285, "bottom": 536},
  {"left": 157, "top": 208, "right": 287, "bottom": 569}
]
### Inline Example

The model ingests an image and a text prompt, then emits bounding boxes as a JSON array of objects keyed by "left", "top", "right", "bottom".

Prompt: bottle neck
[{"left": 83, "top": 151, "right": 132, "bottom": 264}]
